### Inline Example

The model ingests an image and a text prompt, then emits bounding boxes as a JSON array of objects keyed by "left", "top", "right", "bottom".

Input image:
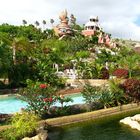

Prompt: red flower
[
  {"left": 43, "top": 97, "right": 53, "bottom": 102},
  {"left": 43, "top": 98, "right": 48, "bottom": 102},
  {"left": 49, "top": 97, "right": 53, "bottom": 102},
  {"left": 40, "top": 84, "right": 47, "bottom": 89}
]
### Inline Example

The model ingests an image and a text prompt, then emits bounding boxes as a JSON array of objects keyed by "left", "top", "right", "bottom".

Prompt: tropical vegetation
[{"left": 0, "top": 19, "right": 140, "bottom": 139}]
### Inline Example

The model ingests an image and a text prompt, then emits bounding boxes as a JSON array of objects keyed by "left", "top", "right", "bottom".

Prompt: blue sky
[
  {"left": 135, "top": 17, "right": 140, "bottom": 26},
  {"left": 0, "top": 0, "right": 140, "bottom": 41}
]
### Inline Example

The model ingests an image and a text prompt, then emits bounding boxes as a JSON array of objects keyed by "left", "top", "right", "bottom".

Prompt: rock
[
  {"left": 131, "top": 114, "right": 140, "bottom": 121},
  {"left": 22, "top": 138, "right": 30, "bottom": 140},
  {"left": 120, "top": 115, "right": 140, "bottom": 131},
  {"left": 120, "top": 117, "right": 132, "bottom": 124},
  {"left": 22, "top": 130, "right": 48, "bottom": 140},
  {"left": 129, "top": 121, "right": 140, "bottom": 131},
  {"left": 38, "top": 130, "right": 48, "bottom": 140}
]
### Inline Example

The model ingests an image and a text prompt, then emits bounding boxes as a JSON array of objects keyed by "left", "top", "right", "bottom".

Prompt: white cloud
[{"left": 0, "top": 0, "right": 140, "bottom": 40}]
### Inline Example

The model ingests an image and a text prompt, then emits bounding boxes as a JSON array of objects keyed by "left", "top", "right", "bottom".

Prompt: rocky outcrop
[
  {"left": 22, "top": 130, "right": 48, "bottom": 140},
  {"left": 120, "top": 114, "right": 140, "bottom": 131},
  {"left": 22, "top": 122, "right": 48, "bottom": 140},
  {"left": 0, "top": 113, "right": 11, "bottom": 122}
]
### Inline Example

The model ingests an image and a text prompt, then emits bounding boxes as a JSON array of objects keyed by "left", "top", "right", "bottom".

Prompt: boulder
[
  {"left": 22, "top": 130, "right": 48, "bottom": 140},
  {"left": 120, "top": 115, "right": 140, "bottom": 131},
  {"left": 131, "top": 114, "right": 140, "bottom": 121},
  {"left": 120, "top": 117, "right": 132, "bottom": 125}
]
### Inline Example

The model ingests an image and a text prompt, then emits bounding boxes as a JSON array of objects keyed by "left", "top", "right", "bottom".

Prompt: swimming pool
[
  {"left": 55, "top": 93, "right": 85, "bottom": 107},
  {"left": 0, "top": 95, "right": 28, "bottom": 114},
  {"left": 0, "top": 94, "right": 85, "bottom": 114}
]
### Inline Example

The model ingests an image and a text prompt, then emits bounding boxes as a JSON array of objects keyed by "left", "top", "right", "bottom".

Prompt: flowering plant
[
  {"left": 39, "top": 84, "right": 47, "bottom": 89},
  {"left": 56, "top": 94, "right": 73, "bottom": 108},
  {"left": 19, "top": 79, "right": 57, "bottom": 117}
]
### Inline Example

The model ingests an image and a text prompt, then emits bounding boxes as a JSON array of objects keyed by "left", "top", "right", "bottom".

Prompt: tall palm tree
[
  {"left": 50, "top": 19, "right": 54, "bottom": 27},
  {"left": 12, "top": 37, "right": 32, "bottom": 65},
  {"left": 35, "top": 21, "right": 40, "bottom": 28},
  {"left": 22, "top": 20, "right": 27, "bottom": 26},
  {"left": 42, "top": 20, "right": 46, "bottom": 30}
]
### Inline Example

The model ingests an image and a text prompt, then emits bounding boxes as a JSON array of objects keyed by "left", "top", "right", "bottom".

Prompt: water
[
  {"left": 0, "top": 93, "right": 85, "bottom": 114},
  {"left": 0, "top": 96, "right": 28, "bottom": 114},
  {"left": 55, "top": 93, "right": 85, "bottom": 107},
  {"left": 48, "top": 110, "right": 140, "bottom": 140}
]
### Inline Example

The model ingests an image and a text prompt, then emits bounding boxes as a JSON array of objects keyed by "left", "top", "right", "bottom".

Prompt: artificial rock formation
[
  {"left": 22, "top": 123, "right": 48, "bottom": 140},
  {"left": 120, "top": 114, "right": 140, "bottom": 131}
]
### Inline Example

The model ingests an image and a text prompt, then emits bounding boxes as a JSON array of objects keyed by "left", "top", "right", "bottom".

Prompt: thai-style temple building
[
  {"left": 82, "top": 16, "right": 116, "bottom": 48},
  {"left": 82, "top": 16, "right": 101, "bottom": 36},
  {"left": 53, "top": 11, "right": 116, "bottom": 48},
  {"left": 54, "top": 10, "right": 73, "bottom": 39}
]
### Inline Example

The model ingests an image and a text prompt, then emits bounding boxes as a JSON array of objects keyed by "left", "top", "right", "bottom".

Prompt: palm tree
[
  {"left": 118, "top": 54, "right": 140, "bottom": 78},
  {"left": 42, "top": 20, "right": 46, "bottom": 30},
  {"left": 70, "top": 14, "right": 76, "bottom": 25},
  {"left": 12, "top": 37, "right": 32, "bottom": 65},
  {"left": 50, "top": 19, "right": 54, "bottom": 27},
  {"left": 35, "top": 21, "right": 40, "bottom": 28},
  {"left": 22, "top": 20, "right": 27, "bottom": 26}
]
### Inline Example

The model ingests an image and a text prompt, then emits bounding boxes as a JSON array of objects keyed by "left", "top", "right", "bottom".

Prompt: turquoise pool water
[
  {"left": 0, "top": 96, "right": 28, "bottom": 114},
  {"left": 55, "top": 93, "right": 85, "bottom": 107},
  {"left": 0, "top": 94, "right": 85, "bottom": 114}
]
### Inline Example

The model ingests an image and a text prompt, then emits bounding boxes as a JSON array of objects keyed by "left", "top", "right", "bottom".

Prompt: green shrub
[
  {"left": 109, "top": 79, "right": 126, "bottom": 106},
  {"left": 98, "top": 86, "right": 114, "bottom": 108},
  {"left": 81, "top": 84, "right": 100, "bottom": 109},
  {"left": 0, "top": 81, "right": 6, "bottom": 89},
  {"left": 19, "top": 79, "right": 57, "bottom": 117},
  {"left": 1, "top": 111, "right": 39, "bottom": 140}
]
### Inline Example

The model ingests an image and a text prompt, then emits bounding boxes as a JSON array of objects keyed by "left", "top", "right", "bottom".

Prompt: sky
[{"left": 0, "top": 0, "right": 140, "bottom": 41}]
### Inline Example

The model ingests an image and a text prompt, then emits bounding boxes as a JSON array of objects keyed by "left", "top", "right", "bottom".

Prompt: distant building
[
  {"left": 82, "top": 16, "right": 101, "bottom": 36},
  {"left": 54, "top": 10, "right": 73, "bottom": 39}
]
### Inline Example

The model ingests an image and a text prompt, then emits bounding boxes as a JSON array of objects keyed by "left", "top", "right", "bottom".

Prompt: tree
[
  {"left": 50, "top": 19, "right": 54, "bottom": 26},
  {"left": 35, "top": 21, "right": 40, "bottom": 28},
  {"left": 0, "top": 42, "right": 12, "bottom": 80},
  {"left": 81, "top": 84, "right": 101, "bottom": 110},
  {"left": 70, "top": 14, "right": 76, "bottom": 25},
  {"left": 109, "top": 79, "right": 125, "bottom": 106},
  {"left": 118, "top": 54, "right": 140, "bottom": 78},
  {"left": 22, "top": 20, "right": 27, "bottom": 26},
  {"left": 42, "top": 20, "right": 46, "bottom": 30}
]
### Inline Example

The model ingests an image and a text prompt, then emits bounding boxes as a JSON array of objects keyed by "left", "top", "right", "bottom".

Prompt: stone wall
[
  {"left": 66, "top": 79, "right": 108, "bottom": 87},
  {"left": 45, "top": 103, "right": 140, "bottom": 127}
]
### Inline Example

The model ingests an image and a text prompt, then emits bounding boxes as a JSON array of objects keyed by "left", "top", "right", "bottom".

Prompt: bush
[
  {"left": 113, "top": 68, "right": 128, "bottom": 78},
  {"left": 19, "top": 80, "right": 57, "bottom": 117},
  {"left": 121, "top": 78, "right": 140, "bottom": 102},
  {"left": 109, "top": 79, "right": 126, "bottom": 106},
  {"left": 0, "top": 81, "right": 6, "bottom": 89},
  {"left": 98, "top": 86, "right": 114, "bottom": 108},
  {"left": 1, "top": 111, "right": 39, "bottom": 140},
  {"left": 81, "top": 84, "right": 101, "bottom": 110}
]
